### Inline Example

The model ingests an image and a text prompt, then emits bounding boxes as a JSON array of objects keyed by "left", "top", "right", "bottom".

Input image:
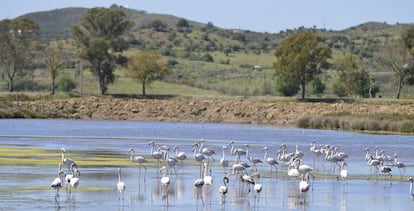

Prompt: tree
[
  {"left": 176, "top": 18, "right": 190, "bottom": 28},
  {"left": 332, "top": 54, "right": 376, "bottom": 98},
  {"left": 43, "top": 41, "right": 72, "bottom": 95},
  {"left": 402, "top": 27, "right": 414, "bottom": 54},
  {"left": 379, "top": 39, "right": 413, "bottom": 99},
  {"left": 70, "top": 7, "right": 133, "bottom": 95},
  {"left": 274, "top": 31, "right": 331, "bottom": 99},
  {"left": 0, "top": 18, "right": 38, "bottom": 92},
  {"left": 126, "top": 51, "right": 169, "bottom": 97},
  {"left": 151, "top": 20, "right": 167, "bottom": 32}
]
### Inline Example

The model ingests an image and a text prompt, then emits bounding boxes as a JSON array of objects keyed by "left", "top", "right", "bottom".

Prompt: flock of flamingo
[{"left": 50, "top": 139, "right": 414, "bottom": 207}]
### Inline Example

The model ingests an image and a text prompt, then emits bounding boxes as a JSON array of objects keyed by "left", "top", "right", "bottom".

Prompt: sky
[{"left": 1, "top": 0, "right": 414, "bottom": 33}]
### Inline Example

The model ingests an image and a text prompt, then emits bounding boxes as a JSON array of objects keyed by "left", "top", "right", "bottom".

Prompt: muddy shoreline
[{"left": 15, "top": 96, "right": 414, "bottom": 127}]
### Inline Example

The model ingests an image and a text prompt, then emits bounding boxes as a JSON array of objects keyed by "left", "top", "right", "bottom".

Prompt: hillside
[{"left": 10, "top": 5, "right": 414, "bottom": 98}]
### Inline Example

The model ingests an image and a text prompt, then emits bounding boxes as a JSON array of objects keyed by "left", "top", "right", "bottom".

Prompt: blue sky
[{"left": 1, "top": 0, "right": 413, "bottom": 33}]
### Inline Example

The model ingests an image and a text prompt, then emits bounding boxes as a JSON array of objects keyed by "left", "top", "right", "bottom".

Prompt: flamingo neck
[{"left": 411, "top": 181, "right": 414, "bottom": 197}]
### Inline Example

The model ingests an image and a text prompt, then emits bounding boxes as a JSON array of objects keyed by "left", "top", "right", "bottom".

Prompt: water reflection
[{"left": 1, "top": 120, "right": 414, "bottom": 210}]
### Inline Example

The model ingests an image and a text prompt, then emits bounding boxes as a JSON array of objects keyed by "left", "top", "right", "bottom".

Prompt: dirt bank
[{"left": 15, "top": 96, "right": 414, "bottom": 126}]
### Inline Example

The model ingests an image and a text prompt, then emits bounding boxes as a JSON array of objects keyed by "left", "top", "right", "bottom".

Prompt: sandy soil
[{"left": 16, "top": 96, "right": 414, "bottom": 126}]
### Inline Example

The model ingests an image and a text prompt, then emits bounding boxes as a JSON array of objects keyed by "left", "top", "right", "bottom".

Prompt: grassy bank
[{"left": 298, "top": 113, "right": 414, "bottom": 134}]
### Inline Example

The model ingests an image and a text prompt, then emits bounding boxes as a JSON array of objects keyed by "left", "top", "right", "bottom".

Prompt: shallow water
[{"left": 0, "top": 119, "right": 414, "bottom": 211}]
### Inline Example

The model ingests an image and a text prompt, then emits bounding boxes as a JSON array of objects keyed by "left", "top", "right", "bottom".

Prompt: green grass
[{"left": 297, "top": 113, "right": 414, "bottom": 134}]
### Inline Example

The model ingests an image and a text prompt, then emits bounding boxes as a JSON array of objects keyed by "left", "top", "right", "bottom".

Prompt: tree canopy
[
  {"left": 70, "top": 7, "right": 133, "bottom": 95},
  {"left": 379, "top": 39, "right": 414, "bottom": 99},
  {"left": 273, "top": 31, "right": 331, "bottom": 99},
  {"left": 126, "top": 50, "right": 169, "bottom": 97},
  {"left": 0, "top": 18, "right": 38, "bottom": 92}
]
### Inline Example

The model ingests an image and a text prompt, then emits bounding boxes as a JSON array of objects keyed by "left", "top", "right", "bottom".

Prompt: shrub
[{"left": 56, "top": 77, "right": 76, "bottom": 92}]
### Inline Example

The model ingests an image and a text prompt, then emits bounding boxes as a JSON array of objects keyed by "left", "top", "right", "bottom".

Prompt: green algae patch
[{"left": 4, "top": 186, "right": 111, "bottom": 191}]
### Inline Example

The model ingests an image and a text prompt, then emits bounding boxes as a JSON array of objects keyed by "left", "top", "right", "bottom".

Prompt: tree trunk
[
  {"left": 98, "top": 69, "right": 105, "bottom": 95},
  {"left": 396, "top": 78, "right": 403, "bottom": 99},
  {"left": 142, "top": 80, "right": 146, "bottom": 97},
  {"left": 51, "top": 74, "right": 56, "bottom": 95},
  {"left": 301, "top": 80, "right": 306, "bottom": 100},
  {"left": 8, "top": 77, "right": 14, "bottom": 92}
]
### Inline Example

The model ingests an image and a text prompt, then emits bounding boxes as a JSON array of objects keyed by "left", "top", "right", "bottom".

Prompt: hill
[{"left": 11, "top": 5, "right": 414, "bottom": 98}]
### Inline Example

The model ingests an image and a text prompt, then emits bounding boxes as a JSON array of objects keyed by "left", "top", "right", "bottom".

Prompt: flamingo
[
  {"left": 128, "top": 147, "right": 148, "bottom": 180},
  {"left": 367, "top": 155, "right": 381, "bottom": 180},
  {"left": 229, "top": 141, "right": 246, "bottom": 160},
  {"left": 310, "top": 141, "right": 322, "bottom": 166},
  {"left": 163, "top": 147, "right": 178, "bottom": 174},
  {"left": 69, "top": 165, "right": 80, "bottom": 197},
  {"left": 294, "top": 144, "right": 304, "bottom": 158},
  {"left": 173, "top": 145, "right": 187, "bottom": 165},
  {"left": 252, "top": 172, "right": 262, "bottom": 202},
  {"left": 299, "top": 172, "right": 311, "bottom": 193},
  {"left": 65, "top": 163, "right": 79, "bottom": 191},
  {"left": 239, "top": 173, "right": 255, "bottom": 192},
  {"left": 220, "top": 145, "right": 229, "bottom": 172},
  {"left": 394, "top": 153, "right": 406, "bottom": 180},
  {"left": 408, "top": 177, "right": 414, "bottom": 200},
  {"left": 117, "top": 167, "right": 126, "bottom": 201},
  {"left": 148, "top": 141, "right": 164, "bottom": 166},
  {"left": 61, "top": 148, "right": 77, "bottom": 173},
  {"left": 218, "top": 176, "right": 229, "bottom": 204},
  {"left": 226, "top": 163, "right": 247, "bottom": 180},
  {"left": 160, "top": 166, "right": 171, "bottom": 205},
  {"left": 245, "top": 144, "right": 263, "bottom": 172},
  {"left": 203, "top": 162, "right": 213, "bottom": 185},
  {"left": 263, "top": 146, "right": 278, "bottom": 174},
  {"left": 287, "top": 157, "right": 300, "bottom": 177},
  {"left": 194, "top": 178, "right": 205, "bottom": 203},
  {"left": 198, "top": 139, "right": 216, "bottom": 162},
  {"left": 51, "top": 163, "right": 65, "bottom": 198},
  {"left": 192, "top": 143, "right": 206, "bottom": 177},
  {"left": 380, "top": 161, "right": 392, "bottom": 182},
  {"left": 340, "top": 162, "right": 348, "bottom": 180}
]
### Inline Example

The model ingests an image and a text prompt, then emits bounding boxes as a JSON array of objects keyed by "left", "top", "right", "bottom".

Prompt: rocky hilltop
[{"left": 16, "top": 96, "right": 414, "bottom": 127}]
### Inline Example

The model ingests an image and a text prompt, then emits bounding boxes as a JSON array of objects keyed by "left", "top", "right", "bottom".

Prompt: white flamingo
[
  {"left": 367, "top": 155, "right": 381, "bottom": 180},
  {"left": 117, "top": 167, "right": 126, "bottom": 201},
  {"left": 245, "top": 144, "right": 263, "bottom": 172},
  {"left": 218, "top": 176, "right": 229, "bottom": 204},
  {"left": 203, "top": 162, "right": 213, "bottom": 185},
  {"left": 220, "top": 145, "right": 229, "bottom": 172},
  {"left": 160, "top": 166, "right": 171, "bottom": 205},
  {"left": 299, "top": 172, "right": 311, "bottom": 193},
  {"left": 148, "top": 141, "right": 164, "bottom": 166},
  {"left": 226, "top": 163, "right": 247, "bottom": 179},
  {"left": 61, "top": 148, "right": 77, "bottom": 173},
  {"left": 51, "top": 163, "right": 65, "bottom": 198},
  {"left": 194, "top": 177, "right": 205, "bottom": 203},
  {"left": 263, "top": 146, "right": 278, "bottom": 174},
  {"left": 198, "top": 139, "right": 216, "bottom": 162},
  {"left": 69, "top": 164, "right": 80, "bottom": 197},
  {"left": 394, "top": 153, "right": 406, "bottom": 180},
  {"left": 239, "top": 173, "right": 255, "bottom": 192},
  {"left": 192, "top": 143, "right": 206, "bottom": 177},
  {"left": 128, "top": 147, "right": 148, "bottom": 179},
  {"left": 65, "top": 163, "right": 79, "bottom": 191},
  {"left": 251, "top": 172, "right": 262, "bottom": 202},
  {"left": 408, "top": 177, "right": 414, "bottom": 200},
  {"left": 229, "top": 141, "right": 246, "bottom": 159},
  {"left": 173, "top": 145, "right": 187, "bottom": 165},
  {"left": 340, "top": 162, "right": 348, "bottom": 180}
]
